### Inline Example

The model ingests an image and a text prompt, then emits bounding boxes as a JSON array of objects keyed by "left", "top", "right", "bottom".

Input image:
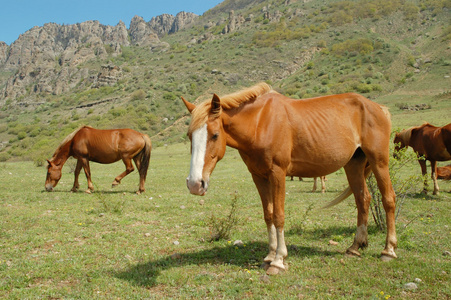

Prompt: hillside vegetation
[{"left": 0, "top": 0, "right": 450, "bottom": 163}]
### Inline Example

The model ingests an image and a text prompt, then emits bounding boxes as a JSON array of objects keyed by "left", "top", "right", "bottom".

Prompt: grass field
[{"left": 1, "top": 133, "right": 450, "bottom": 299}]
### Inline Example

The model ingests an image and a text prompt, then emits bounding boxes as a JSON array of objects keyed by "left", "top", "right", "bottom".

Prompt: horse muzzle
[
  {"left": 186, "top": 177, "right": 208, "bottom": 196},
  {"left": 45, "top": 184, "right": 54, "bottom": 192}
]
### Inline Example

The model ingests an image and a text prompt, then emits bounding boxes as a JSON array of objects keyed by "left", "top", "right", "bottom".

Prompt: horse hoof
[
  {"left": 345, "top": 248, "right": 361, "bottom": 257},
  {"left": 260, "top": 262, "right": 271, "bottom": 271},
  {"left": 85, "top": 190, "right": 92, "bottom": 194},
  {"left": 266, "top": 265, "right": 285, "bottom": 275},
  {"left": 380, "top": 254, "right": 395, "bottom": 262}
]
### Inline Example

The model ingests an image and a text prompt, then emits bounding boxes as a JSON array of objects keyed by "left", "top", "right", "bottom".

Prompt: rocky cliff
[
  {"left": 148, "top": 11, "right": 198, "bottom": 37},
  {"left": 0, "top": 12, "right": 198, "bottom": 102}
]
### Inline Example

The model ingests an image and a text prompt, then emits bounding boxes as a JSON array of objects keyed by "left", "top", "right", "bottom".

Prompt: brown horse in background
[
  {"left": 45, "top": 126, "right": 151, "bottom": 194},
  {"left": 182, "top": 83, "right": 397, "bottom": 275},
  {"left": 394, "top": 123, "right": 451, "bottom": 195},
  {"left": 437, "top": 164, "right": 451, "bottom": 180}
]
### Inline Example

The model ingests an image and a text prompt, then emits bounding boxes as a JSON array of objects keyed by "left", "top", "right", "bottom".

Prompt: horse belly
[
  {"left": 288, "top": 158, "right": 348, "bottom": 177},
  {"left": 89, "top": 152, "right": 121, "bottom": 164},
  {"left": 288, "top": 142, "right": 356, "bottom": 177}
]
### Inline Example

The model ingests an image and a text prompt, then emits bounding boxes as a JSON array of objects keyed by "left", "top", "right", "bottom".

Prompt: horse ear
[
  {"left": 181, "top": 96, "right": 196, "bottom": 113},
  {"left": 210, "top": 94, "right": 221, "bottom": 115}
]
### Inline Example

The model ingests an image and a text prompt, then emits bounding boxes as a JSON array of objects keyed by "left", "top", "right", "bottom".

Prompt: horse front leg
[
  {"left": 71, "top": 159, "right": 82, "bottom": 192},
  {"left": 112, "top": 158, "right": 134, "bottom": 188},
  {"left": 251, "top": 174, "right": 277, "bottom": 264},
  {"left": 267, "top": 169, "right": 288, "bottom": 274},
  {"left": 430, "top": 160, "right": 439, "bottom": 195},
  {"left": 419, "top": 159, "right": 428, "bottom": 194},
  {"left": 253, "top": 169, "right": 288, "bottom": 275},
  {"left": 80, "top": 158, "right": 94, "bottom": 194}
]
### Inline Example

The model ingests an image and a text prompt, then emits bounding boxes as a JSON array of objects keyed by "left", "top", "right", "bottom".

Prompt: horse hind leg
[
  {"left": 80, "top": 158, "right": 94, "bottom": 194},
  {"left": 343, "top": 154, "right": 371, "bottom": 257},
  {"left": 112, "top": 158, "right": 134, "bottom": 187},
  {"left": 367, "top": 153, "right": 397, "bottom": 260},
  {"left": 133, "top": 155, "right": 147, "bottom": 194}
]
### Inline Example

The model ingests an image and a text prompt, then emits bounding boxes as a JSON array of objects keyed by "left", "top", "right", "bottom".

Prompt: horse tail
[
  {"left": 138, "top": 134, "right": 152, "bottom": 179},
  {"left": 323, "top": 164, "right": 373, "bottom": 209}
]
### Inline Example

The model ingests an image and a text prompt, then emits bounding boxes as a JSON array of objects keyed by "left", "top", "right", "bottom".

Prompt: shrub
[
  {"left": 131, "top": 89, "right": 146, "bottom": 101},
  {"left": 17, "top": 132, "right": 27, "bottom": 140},
  {"left": 331, "top": 39, "right": 374, "bottom": 56},
  {"left": 0, "top": 152, "right": 10, "bottom": 162},
  {"left": 207, "top": 192, "right": 239, "bottom": 241}
]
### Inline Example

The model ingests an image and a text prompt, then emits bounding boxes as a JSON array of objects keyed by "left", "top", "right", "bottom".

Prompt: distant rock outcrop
[
  {"left": 0, "top": 42, "right": 7, "bottom": 65},
  {"left": 91, "top": 64, "right": 123, "bottom": 88},
  {"left": 148, "top": 11, "right": 198, "bottom": 37}
]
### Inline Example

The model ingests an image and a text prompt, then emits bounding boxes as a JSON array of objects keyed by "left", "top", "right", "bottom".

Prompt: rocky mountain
[{"left": 0, "top": 11, "right": 199, "bottom": 102}]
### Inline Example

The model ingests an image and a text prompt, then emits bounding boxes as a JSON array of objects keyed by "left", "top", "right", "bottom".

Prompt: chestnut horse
[
  {"left": 394, "top": 123, "right": 451, "bottom": 195},
  {"left": 437, "top": 164, "right": 451, "bottom": 180},
  {"left": 182, "top": 83, "right": 397, "bottom": 275},
  {"left": 45, "top": 126, "right": 151, "bottom": 194}
]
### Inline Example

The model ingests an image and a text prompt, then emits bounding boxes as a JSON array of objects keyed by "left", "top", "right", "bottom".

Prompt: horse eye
[{"left": 211, "top": 133, "right": 219, "bottom": 140}]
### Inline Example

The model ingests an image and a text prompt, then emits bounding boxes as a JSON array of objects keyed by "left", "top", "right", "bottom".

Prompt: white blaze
[{"left": 188, "top": 124, "right": 207, "bottom": 184}]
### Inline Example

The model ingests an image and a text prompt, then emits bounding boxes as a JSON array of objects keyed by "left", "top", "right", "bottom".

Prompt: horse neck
[
  {"left": 52, "top": 140, "right": 72, "bottom": 166},
  {"left": 222, "top": 108, "right": 256, "bottom": 151}
]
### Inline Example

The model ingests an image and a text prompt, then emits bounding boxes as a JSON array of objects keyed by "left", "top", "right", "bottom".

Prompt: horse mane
[
  {"left": 52, "top": 125, "right": 91, "bottom": 159},
  {"left": 396, "top": 122, "right": 431, "bottom": 144},
  {"left": 188, "top": 82, "right": 272, "bottom": 134}
]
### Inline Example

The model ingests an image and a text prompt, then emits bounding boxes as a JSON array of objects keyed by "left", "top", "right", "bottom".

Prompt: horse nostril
[{"left": 201, "top": 179, "right": 205, "bottom": 189}]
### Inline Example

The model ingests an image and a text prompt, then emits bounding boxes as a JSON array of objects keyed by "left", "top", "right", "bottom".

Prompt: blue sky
[{"left": 0, "top": 0, "right": 223, "bottom": 45}]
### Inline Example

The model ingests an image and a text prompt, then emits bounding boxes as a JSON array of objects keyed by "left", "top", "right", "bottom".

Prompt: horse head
[
  {"left": 393, "top": 132, "right": 407, "bottom": 159},
  {"left": 182, "top": 94, "right": 227, "bottom": 196},
  {"left": 45, "top": 159, "right": 62, "bottom": 191}
]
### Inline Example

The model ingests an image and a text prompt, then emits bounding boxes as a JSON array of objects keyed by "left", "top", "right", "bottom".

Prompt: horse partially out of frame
[
  {"left": 45, "top": 126, "right": 151, "bottom": 194},
  {"left": 182, "top": 83, "right": 397, "bottom": 275},
  {"left": 290, "top": 176, "right": 327, "bottom": 193},
  {"left": 394, "top": 122, "right": 451, "bottom": 195}
]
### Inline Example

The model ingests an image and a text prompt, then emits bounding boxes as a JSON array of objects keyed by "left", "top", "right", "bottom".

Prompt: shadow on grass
[{"left": 115, "top": 241, "right": 342, "bottom": 287}]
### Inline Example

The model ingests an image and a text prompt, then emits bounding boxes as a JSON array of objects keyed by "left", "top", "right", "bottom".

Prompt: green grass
[{"left": 1, "top": 139, "right": 450, "bottom": 298}]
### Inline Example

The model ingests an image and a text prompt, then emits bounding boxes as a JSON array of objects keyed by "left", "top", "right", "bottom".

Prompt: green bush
[
  {"left": 331, "top": 39, "right": 374, "bottom": 56},
  {"left": 131, "top": 89, "right": 146, "bottom": 101},
  {"left": 17, "top": 132, "right": 27, "bottom": 140},
  {"left": 0, "top": 152, "right": 10, "bottom": 162}
]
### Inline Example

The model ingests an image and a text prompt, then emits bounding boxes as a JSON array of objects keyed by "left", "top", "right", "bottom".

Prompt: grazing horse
[
  {"left": 45, "top": 126, "right": 152, "bottom": 194},
  {"left": 394, "top": 123, "right": 451, "bottom": 195},
  {"left": 182, "top": 83, "right": 397, "bottom": 275}
]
